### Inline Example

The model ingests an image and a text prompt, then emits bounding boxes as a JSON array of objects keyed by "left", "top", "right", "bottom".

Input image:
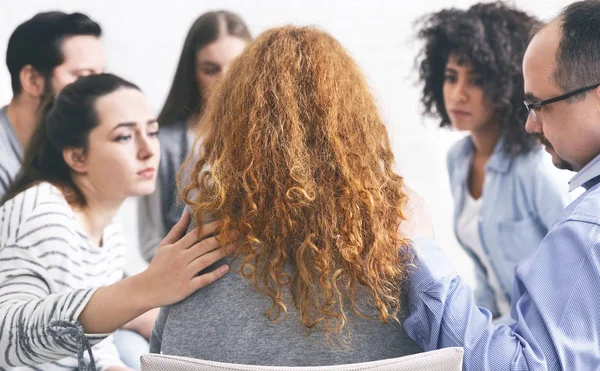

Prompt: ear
[
  {"left": 19, "top": 65, "right": 47, "bottom": 98},
  {"left": 63, "top": 148, "right": 88, "bottom": 174}
]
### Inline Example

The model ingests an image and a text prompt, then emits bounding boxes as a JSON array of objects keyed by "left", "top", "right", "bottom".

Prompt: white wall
[{"left": 0, "top": 0, "right": 575, "bottom": 281}]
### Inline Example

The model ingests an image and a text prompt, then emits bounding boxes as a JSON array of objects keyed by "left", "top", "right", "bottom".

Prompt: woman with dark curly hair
[
  {"left": 149, "top": 25, "right": 426, "bottom": 364},
  {"left": 415, "top": 2, "right": 569, "bottom": 319}
]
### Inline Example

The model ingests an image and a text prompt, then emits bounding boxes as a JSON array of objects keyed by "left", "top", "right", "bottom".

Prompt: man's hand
[{"left": 400, "top": 186, "right": 435, "bottom": 240}]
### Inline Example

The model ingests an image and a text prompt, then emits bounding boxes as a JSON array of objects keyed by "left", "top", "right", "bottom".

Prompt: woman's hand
[
  {"left": 138, "top": 211, "right": 234, "bottom": 308},
  {"left": 79, "top": 212, "right": 233, "bottom": 335}
]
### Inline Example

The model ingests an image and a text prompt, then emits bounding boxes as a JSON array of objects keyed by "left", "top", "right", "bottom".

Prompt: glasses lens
[{"left": 525, "top": 102, "right": 537, "bottom": 122}]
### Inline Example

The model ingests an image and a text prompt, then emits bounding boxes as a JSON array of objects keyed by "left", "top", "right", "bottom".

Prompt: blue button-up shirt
[
  {"left": 447, "top": 136, "right": 569, "bottom": 316},
  {"left": 404, "top": 152, "right": 600, "bottom": 370}
]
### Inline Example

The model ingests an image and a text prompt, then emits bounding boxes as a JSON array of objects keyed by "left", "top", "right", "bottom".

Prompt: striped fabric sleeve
[
  {"left": 404, "top": 231, "right": 600, "bottom": 370},
  {"left": 0, "top": 228, "right": 110, "bottom": 368}
]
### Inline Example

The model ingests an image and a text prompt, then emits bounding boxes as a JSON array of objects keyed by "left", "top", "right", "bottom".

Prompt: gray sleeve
[
  {"left": 0, "top": 163, "right": 12, "bottom": 202},
  {"left": 137, "top": 187, "right": 167, "bottom": 263},
  {"left": 149, "top": 306, "right": 171, "bottom": 354}
]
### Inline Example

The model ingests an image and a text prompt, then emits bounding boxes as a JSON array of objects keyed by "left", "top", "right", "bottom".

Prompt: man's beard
[{"left": 538, "top": 134, "right": 574, "bottom": 171}]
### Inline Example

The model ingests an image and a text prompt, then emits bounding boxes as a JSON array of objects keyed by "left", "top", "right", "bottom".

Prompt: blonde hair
[{"left": 182, "top": 26, "right": 413, "bottom": 338}]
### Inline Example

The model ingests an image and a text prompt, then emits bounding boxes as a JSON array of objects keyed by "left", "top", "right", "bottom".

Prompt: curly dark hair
[{"left": 415, "top": 1, "right": 541, "bottom": 155}]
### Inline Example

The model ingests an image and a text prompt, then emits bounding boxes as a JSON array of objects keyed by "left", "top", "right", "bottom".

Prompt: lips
[
  {"left": 449, "top": 109, "right": 472, "bottom": 117},
  {"left": 137, "top": 168, "right": 155, "bottom": 178}
]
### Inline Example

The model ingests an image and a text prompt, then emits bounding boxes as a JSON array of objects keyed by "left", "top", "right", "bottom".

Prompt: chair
[{"left": 140, "top": 348, "right": 464, "bottom": 371}]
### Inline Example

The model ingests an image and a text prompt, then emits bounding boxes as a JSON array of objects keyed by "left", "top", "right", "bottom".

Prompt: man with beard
[
  {"left": 404, "top": 1, "right": 600, "bottom": 369},
  {"left": 0, "top": 12, "right": 105, "bottom": 200}
]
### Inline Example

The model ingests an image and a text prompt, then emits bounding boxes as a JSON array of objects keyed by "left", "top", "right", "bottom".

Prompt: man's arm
[{"left": 405, "top": 220, "right": 600, "bottom": 370}]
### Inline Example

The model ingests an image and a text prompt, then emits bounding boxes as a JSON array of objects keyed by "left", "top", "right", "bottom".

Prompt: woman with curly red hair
[{"left": 150, "top": 25, "right": 425, "bottom": 365}]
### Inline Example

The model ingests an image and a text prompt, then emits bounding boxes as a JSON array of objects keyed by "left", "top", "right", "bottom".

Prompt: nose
[
  {"left": 525, "top": 112, "right": 541, "bottom": 134},
  {"left": 137, "top": 133, "right": 158, "bottom": 161},
  {"left": 450, "top": 81, "right": 468, "bottom": 103}
]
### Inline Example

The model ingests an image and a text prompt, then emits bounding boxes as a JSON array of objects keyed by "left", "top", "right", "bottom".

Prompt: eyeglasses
[{"left": 524, "top": 82, "right": 600, "bottom": 121}]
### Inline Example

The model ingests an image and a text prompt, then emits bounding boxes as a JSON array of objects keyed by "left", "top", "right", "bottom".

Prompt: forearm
[
  {"left": 79, "top": 274, "right": 154, "bottom": 335},
  {"left": 405, "top": 238, "right": 547, "bottom": 370},
  {"left": 0, "top": 289, "right": 98, "bottom": 368}
]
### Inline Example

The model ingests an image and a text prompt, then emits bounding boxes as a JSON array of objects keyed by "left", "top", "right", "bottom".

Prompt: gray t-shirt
[
  {"left": 0, "top": 106, "right": 23, "bottom": 200},
  {"left": 150, "top": 217, "right": 423, "bottom": 366}
]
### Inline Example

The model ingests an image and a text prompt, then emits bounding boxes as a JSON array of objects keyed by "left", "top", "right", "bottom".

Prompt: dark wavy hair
[
  {"left": 415, "top": 1, "right": 540, "bottom": 155},
  {"left": 7, "top": 11, "right": 102, "bottom": 95},
  {"left": 2, "top": 74, "right": 139, "bottom": 207}
]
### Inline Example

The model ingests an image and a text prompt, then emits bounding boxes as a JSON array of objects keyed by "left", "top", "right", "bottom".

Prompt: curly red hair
[{"left": 181, "top": 25, "right": 413, "bottom": 338}]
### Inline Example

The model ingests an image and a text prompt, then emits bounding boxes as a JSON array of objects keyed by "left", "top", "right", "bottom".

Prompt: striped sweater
[{"left": 0, "top": 182, "right": 126, "bottom": 370}]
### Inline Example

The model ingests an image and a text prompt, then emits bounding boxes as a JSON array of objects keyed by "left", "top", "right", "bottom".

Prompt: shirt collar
[
  {"left": 459, "top": 136, "right": 511, "bottom": 174},
  {"left": 569, "top": 152, "right": 600, "bottom": 191}
]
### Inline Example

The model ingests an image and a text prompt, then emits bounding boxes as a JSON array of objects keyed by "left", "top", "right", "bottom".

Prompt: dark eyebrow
[
  {"left": 198, "top": 61, "right": 220, "bottom": 67},
  {"left": 444, "top": 66, "right": 479, "bottom": 76},
  {"left": 111, "top": 119, "right": 157, "bottom": 132},
  {"left": 72, "top": 68, "right": 95, "bottom": 74},
  {"left": 111, "top": 122, "right": 136, "bottom": 132},
  {"left": 524, "top": 93, "right": 541, "bottom": 102}
]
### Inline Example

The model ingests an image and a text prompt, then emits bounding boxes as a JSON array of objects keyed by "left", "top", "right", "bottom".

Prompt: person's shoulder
[
  {"left": 2, "top": 181, "right": 63, "bottom": 209},
  {"left": 447, "top": 136, "right": 471, "bottom": 161},
  {"left": 511, "top": 146, "right": 563, "bottom": 186},
  {"left": 0, "top": 182, "right": 72, "bottom": 242},
  {"left": 512, "top": 145, "right": 545, "bottom": 170},
  {"left": 446, "top": 136, "right": 472, "bottom": 176},
  {"left": 0, "top": 106, "right": 17, "bottom": 148},
  {"left": 558, "top": 182, "right": 600, "bottom": 226},
  {"left": 159, "top": 120, "right": 187, "bottom": 142}
]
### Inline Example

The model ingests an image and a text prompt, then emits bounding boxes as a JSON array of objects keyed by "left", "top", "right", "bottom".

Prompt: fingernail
[{"left": 220, "top": 265, "right": 230, "bottom": 274}]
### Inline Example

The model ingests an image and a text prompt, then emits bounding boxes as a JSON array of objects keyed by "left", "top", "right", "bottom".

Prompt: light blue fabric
[
  {"left": 114, "top": 329, "right": 149, "bottom": 371},
  {"left": 447, "top": 136, "right": 569, "bottom": 316},
  {"left": 404, "top": 159, "right": 600, "bottom": 370}
]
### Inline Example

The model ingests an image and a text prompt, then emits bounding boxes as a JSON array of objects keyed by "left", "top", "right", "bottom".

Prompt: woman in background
[
  {"left": 138, "top": 10, "right": 251, "bottom": 262},
  {"left": 150, "top": 25, "right": 425, "bottom": 365},
  {"left": 415, "top": 1, "right": 569, "bottom": 319},
  {"left": 0, "top": 74, "right": 230, "bottom": 371}
]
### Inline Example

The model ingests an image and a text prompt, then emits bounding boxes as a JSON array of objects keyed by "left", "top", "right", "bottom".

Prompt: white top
[
  {"left": 456, "top": 191, "right": 510, "bottom": 316},
  {"left": 0, "top": 182, "right": 126, "bottom": 370}
]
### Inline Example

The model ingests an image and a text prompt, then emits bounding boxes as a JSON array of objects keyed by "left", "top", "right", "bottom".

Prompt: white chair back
[{"left": 141, "top": 348, "right": 464, "bottom": 371}]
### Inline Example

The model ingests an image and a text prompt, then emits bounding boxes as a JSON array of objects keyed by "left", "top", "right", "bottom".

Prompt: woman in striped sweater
[{"left": 0, "top": 74, "right": 231, "bottom": 371}]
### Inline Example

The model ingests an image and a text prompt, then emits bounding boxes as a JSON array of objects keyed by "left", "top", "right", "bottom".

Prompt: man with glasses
[{"left": 403, "top": 1, "right": 600, "bottom": 369}]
